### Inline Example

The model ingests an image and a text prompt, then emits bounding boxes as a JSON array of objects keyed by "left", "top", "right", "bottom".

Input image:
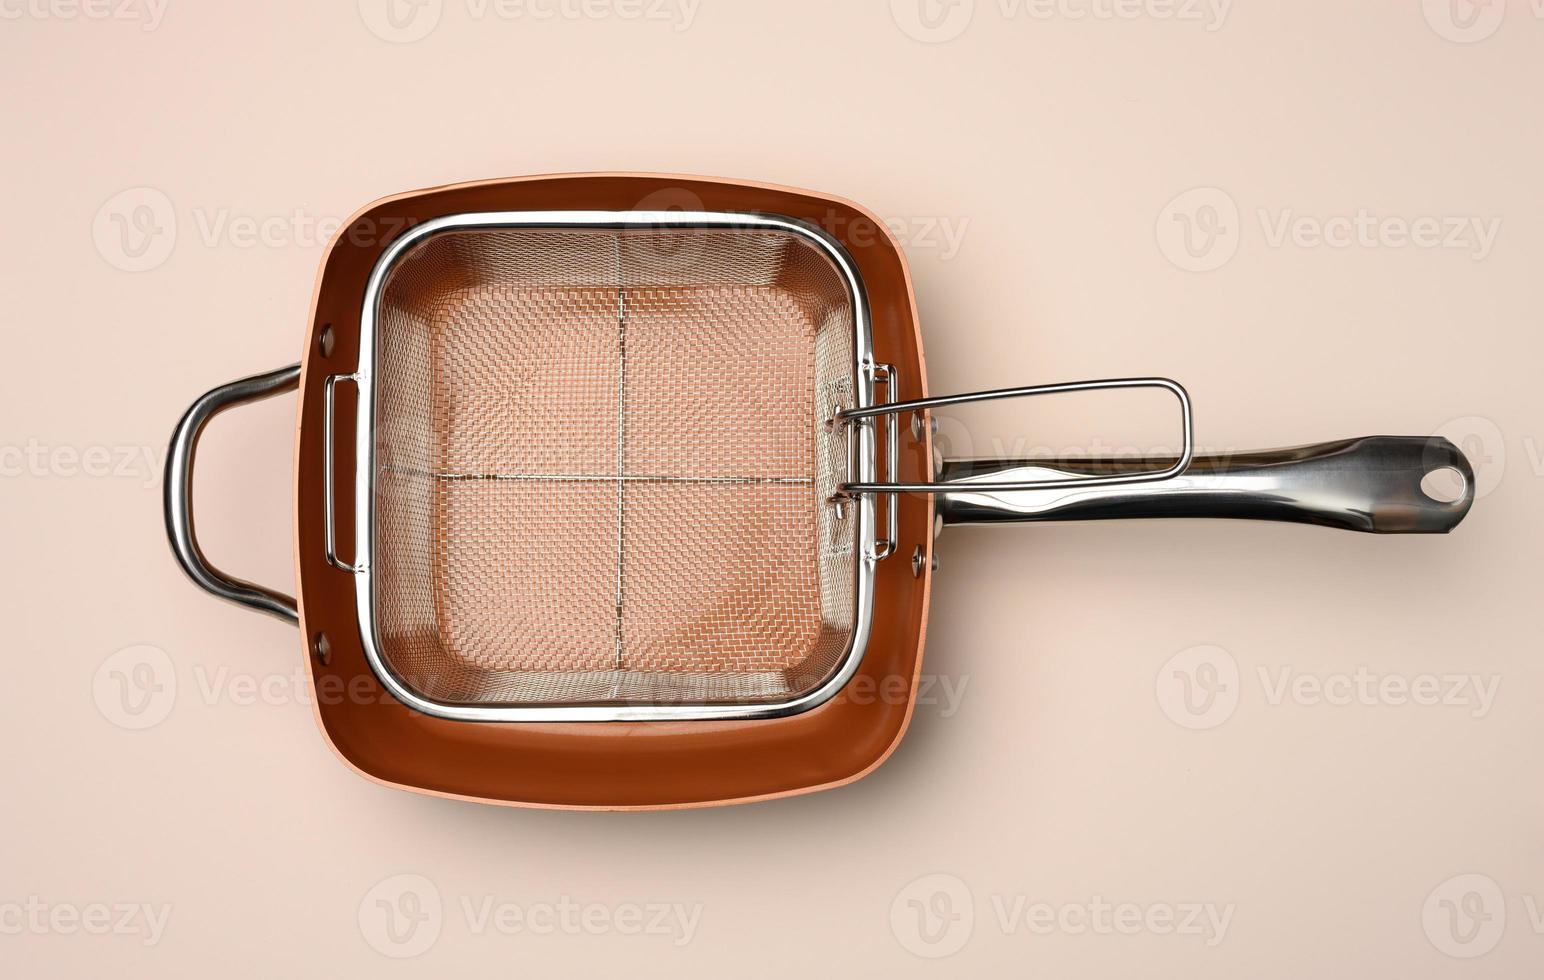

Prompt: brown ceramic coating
[{"left": 294, "top": 174, "right": 933, "bottom": 809}]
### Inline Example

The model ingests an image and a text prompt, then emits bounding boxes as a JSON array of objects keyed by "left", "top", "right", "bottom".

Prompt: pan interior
[{"left": 370, "top": 224, "right": 860, "bottom": 707}]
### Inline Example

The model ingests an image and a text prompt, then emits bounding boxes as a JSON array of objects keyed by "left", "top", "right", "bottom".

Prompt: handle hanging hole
[{"left": 1419, "top": 466, "right": 1467, "bottom": 504}]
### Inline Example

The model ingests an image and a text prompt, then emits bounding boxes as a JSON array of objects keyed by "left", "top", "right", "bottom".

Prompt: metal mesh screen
[{"left": 371, "top": 225, "right": 859, "bottom": 706}]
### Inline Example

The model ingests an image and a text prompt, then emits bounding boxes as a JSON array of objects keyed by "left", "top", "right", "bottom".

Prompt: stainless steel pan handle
[
  {"left": 164, "top": 364, "right": 301, "bottom": 623},
  {"left": 839, "top": 374, "right": 1472, "bottom": 536},
  {"left": 937, "top": 436, "right": 1474, "bottom": 533}
]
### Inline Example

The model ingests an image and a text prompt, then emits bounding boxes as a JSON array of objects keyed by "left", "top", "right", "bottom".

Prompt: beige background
[{"left": 3, "top": 1, "right": 1541, "bottom": 976}]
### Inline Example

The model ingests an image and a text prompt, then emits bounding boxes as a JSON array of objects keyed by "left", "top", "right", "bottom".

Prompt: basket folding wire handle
[{"left": 836, "top": 372, "right": 1195, "bottom": 559}]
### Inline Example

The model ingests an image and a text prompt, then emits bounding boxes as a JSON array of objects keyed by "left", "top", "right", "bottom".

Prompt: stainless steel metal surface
[
  {"left": 839, "top": 377, "right": 1194, "bottom": 493},
  {"left": 937, "top": 436, "right": 1474, "bottom": 533},
  {"left": 164, "top": 363, "right": 301, "bottom": 623}
]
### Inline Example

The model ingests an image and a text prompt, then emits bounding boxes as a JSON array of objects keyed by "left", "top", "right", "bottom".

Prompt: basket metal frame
[{"left": 341, "top": 211, "right": 881, "bottom": 722}]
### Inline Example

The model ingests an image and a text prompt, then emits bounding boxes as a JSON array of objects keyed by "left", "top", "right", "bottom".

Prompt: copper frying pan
[{"left": 164, "top": 174, "right": 1473, "bottom": 809}]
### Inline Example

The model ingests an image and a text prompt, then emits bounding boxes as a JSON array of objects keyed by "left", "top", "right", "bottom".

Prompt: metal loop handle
[
  {"left": 838, "top": 377, "right": 1194, "bottom": 494},
  {"left": 164, "top": 364, "right": 301, "bottom": 624}
]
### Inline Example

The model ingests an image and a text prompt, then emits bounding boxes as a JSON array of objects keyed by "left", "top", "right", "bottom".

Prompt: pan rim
[{"left": 351, "top": 209, "right": 880, "bottom": 722}]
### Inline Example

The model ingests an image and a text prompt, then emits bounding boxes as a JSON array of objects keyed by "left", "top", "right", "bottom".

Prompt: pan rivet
[
  {"left": 318, "top": 323, "right": 335, "bottom": 358},
  {"left": 311, "top": 631, "right": 332, "bottom": 666},
  {"left": 912, "top": 545, "right": 934, "bottom": 578}
]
